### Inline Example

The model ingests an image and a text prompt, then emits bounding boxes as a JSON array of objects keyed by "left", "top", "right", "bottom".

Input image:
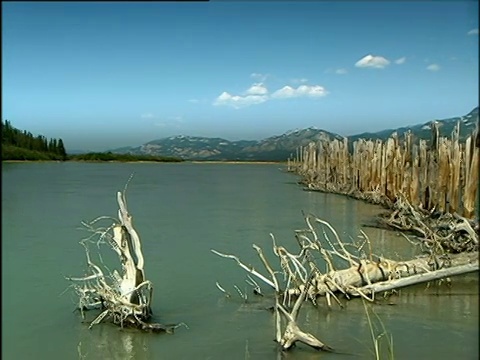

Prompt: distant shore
[
  {"left": 1, "top": 159, "right": 148, "bottom": 163},
  {"left": 2, "top": 160, "right": 62, "bottom": 163},
  {"left": 3, "top": 159, "right": 285, "bottom": 164},
  {"left": 190, "top": 160, "right": 283, "bottom": 164}
]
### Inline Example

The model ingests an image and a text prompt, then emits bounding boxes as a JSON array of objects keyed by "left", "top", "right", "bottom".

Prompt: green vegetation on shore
[
  {"left": 2, "top": 120, "right": 67, "bottom": 160},
  {"left": 2, "top": 144, "right": 67, "bottom": 161},
  {"left": 69, "top": 152, "right": 183, "bottom": 162},
  {"left": 1, "top": 120, "right": 183, "bottom": 163}
]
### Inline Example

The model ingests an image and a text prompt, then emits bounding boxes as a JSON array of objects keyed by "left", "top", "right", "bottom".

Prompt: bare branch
[{"left": 211, "top": 249, "right": 276, "bottom": 288}]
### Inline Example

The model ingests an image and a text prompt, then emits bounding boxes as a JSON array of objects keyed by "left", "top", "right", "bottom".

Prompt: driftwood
[
  {"left": 212, "top": 214, "right": 478, "bottom": 351},
  {"left": 66, "top": 187, "right": 182, "bottom": 333},
  {"left": 288, "top": 124, "right": 479, "bottom": 271},
  {"left": 212, "top": 245, "right": 333, "bottom": 352},
  {"left": 288, "top": 121, "right": 479, "bottom": 219},
  {"left": 380, "top": 194, "right": 478, "bottom": 253}
]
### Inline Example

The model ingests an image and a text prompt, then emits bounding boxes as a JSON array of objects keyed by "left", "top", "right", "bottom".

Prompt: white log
[
  {"left": 356, "top": 262, "right": 479, "bottom": 295},
  {"left": 213, "top": 213, "right": 478, "bottom": 352}
]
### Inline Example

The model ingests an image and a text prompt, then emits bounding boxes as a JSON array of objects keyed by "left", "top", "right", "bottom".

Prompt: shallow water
[{"left": 2, "top": 162, "right": 478, "bottom": 359}]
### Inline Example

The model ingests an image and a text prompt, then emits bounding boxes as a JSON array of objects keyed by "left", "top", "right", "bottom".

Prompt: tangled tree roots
[
  {"left": 213, "top": 213, "right": 478, "bottom": 352},
  {"left": 381, "top": 194, "right": 479, "bottom": 253},
  {"left": 66, "top": 187, "right": 182, "bottom": 333}
]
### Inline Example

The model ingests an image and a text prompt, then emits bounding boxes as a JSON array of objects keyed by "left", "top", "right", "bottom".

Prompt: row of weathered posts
[{"left": 287, "top": 121, "right": 479, "bottom": 219}]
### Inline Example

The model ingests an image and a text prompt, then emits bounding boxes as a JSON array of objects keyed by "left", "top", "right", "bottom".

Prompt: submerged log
[
  {"left": 212, "top": 212, "right": 478, "bottom": 351},
  {"left": 66, "top": 186, "right": 181, "bottom": 333}
]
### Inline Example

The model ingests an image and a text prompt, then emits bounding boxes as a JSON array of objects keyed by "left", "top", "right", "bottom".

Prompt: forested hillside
[{"left": 1, "top": 120, "right": 67, "bottom": 160}]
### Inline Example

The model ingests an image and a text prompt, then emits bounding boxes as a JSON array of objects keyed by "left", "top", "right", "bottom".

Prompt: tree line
[
  {"left": 2, "top": 120, "right": 67, "bottom": 160},
  {"left": 69, "top": 151, "right": 183, "bottom": 162},
  {"left": 1, "top": 119, "right": 183, "bottom": 162}
]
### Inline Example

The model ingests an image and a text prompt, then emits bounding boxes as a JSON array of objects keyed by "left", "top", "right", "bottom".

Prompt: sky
[{"left": 2, "top": 1, "right": 479, "bottom": 151}]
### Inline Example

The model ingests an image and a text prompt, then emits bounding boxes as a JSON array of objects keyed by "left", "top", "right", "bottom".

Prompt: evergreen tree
[
  {"left": 42, "top": 136, "right": 48, "bottom": 152},
  {"left": 57, "top": 139, "right": 67, "bottom": 160},
  {"left": 48, "top": 138, "right": 57, "bottom": 153},
  {"left": 2, "top": 119, "right": 69, "bottom": 161}
]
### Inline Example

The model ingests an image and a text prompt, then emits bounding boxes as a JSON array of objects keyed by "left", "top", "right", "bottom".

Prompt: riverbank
[
  {"left": 190, "top": 160, "right": 283, "bottom": 164},
  {"left": 291, "top": 167, "right": 479, "bottom": 254},
  {"left": 2, "top": 160, "right": 63, "bottom": 163},
  {"left": 3, "top": 159, "right": 285, "bottom": 164}
]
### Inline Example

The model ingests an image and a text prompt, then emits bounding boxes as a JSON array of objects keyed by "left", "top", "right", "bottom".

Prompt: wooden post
[{"left": 290, "top": 123, "right": 477, "bottom": 219}]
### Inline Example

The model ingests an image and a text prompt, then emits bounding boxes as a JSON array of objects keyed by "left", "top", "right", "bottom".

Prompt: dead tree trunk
[
  {"left": 66, "top": 188, "right": 182, "bottom": 333},
  {"left": 212, "top": 212, "right": 478, "bottom": 350},
  {"left": 215, "top": 215, "right": 477, "bottom": 301}
]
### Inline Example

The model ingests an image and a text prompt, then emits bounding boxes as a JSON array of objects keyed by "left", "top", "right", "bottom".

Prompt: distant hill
[
  {"left": 238, "top": 127, "right": 344, "bottom": 160},
  {"left": 66, "top": 149, "right": 91, "bottom": 155},
  {"left": 111, "top": 128, "right": 343, "bottom": 161},
  {"left": 110, "top": 107, "right": 478, "bottom": 161},
  {"left": 349, "top": 107, "right": 478, "bottom": 144}
]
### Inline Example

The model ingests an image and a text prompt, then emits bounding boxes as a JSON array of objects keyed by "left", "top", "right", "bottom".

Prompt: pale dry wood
[
  {"left": 252, "top": 244, "right": 332, "bottom": 351},
  {"left": 212, "top": 213, "right": 478, "bottom": 352},
  {"left": 463, "top": 128, "right": 479, "bottom": 218},
  {"left": 66, "top": 188, "right": 179, "bottom": 332},
  {"left": 288, "top": 122, "right": 479, "bottom": 220},
  {"left": 355, "top": 262, "right": 478, "bottom": 295}
]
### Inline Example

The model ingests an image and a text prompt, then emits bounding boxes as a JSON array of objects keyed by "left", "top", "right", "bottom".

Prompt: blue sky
[{"left": 2, "top": 1, "right": 479, "bottom": 151}]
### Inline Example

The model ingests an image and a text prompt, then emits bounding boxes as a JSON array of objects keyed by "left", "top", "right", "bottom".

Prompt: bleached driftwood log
[
  {"left": 212, "top": 214, "right": 478, "bottom": 351},
  {"left": 66, "top": 188, "right": 180, "bottom": 333},
  {"left": 212, "top": 245, "right": 333, "bottom": 352},
  {"left": 215, "top": 215, "right": 478, "bottom": 301}
]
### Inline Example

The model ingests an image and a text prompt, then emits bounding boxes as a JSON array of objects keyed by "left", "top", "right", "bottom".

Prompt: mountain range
[{"left": 109, "top": 107, "right": 478, "bottom": 161}]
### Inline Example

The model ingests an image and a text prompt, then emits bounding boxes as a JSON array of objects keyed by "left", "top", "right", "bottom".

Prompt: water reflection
[
  {"left": 77, "top": 325, "right": 154, "bottom": 360},
  {"left": 296, "top": 276, "right": 479, "bottom": 359}
]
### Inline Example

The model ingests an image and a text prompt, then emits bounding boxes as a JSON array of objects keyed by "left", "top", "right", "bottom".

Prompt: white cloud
[
  {"left": 271, "top": 86, "right": 295, "bottom": 99},
  {"left": 292, "top": 78, "right": 309, "bottom": 84},
  {"left": 213, "top": 91, "right": 268, "bottom": 109},
  {"left": 395, "top": 57, "right": 406, "bottom": 65},
  {"left": 355, "top": 54, "right": 390, "bottom": 69},
  {"left": 271, "top": 85, "right": 328, "bottom": 99},
  {"left": 426, "top": 63, "right": 441, "bottom": 71},
  {"left": 214, "top": 77, "right": 328, "bottom": 109},
  {"left": 467, "top": 28, "right": 479, "bottom": 35},
  {"left": 246, "top": 83, "right": 268, "bottom": 95},
  {"left": 141, "top": 113, "right": 155, "bottom": 119},
  {"left": 213, "top": 81, "right": 268, "bottom": 108},
  {"left": 335, "top": 68, "right": 348, "bottom": 75}
]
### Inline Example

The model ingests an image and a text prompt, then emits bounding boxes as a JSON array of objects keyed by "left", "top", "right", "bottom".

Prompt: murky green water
[{"left": 2, "top": 162, "right": 478, "bottom": 359}]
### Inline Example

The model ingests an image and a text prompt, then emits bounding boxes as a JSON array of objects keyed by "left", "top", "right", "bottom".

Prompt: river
[{"left": 2, "top": 162, "right": 478, "bottom": 359}]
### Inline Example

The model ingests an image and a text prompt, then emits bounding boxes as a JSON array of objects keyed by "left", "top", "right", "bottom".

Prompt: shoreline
[
  {"left": 3, "top": 159, "right": 285, "bottom": 164},
  {"left": 2, "top": 160, "right": 63, "bottom": 163},
  {"left": 189, "top": 160, "right": 283, "bottom": 164}
]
